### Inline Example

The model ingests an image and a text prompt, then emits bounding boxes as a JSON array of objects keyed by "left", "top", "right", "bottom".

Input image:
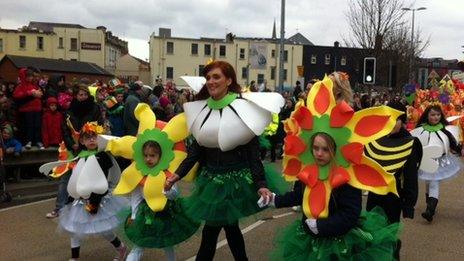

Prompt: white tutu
[
  {"left": 418, "top": 154, "right": 463, "bottom": 181},
  {"left": 59, "top": 193, "right": 128, "bottom": 236}
]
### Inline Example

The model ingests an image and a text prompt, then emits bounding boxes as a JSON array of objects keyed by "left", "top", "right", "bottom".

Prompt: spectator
[
  {"left": 104, "top": 95, "right": 125, "bottom": 137},
  {"left": 0, "top": 96, "right": 18, "bottom": 132},
  {"left": 293, "top": 80, "right": 302, "bottom": 101},
  {"left": 13, "top": 67, "right": 44, "bottom": 149},
  {"left": 123, "top": 81, "right": 151, "bottom": 136},
  {"left": 2, "top": 124, "right": 22, "bottom": 157},
  {"left": 42, "top": 97, "right": 63, "bottom": 148},
  {"left": 45, "top": 74, "right": 65, "bottom": 99}
]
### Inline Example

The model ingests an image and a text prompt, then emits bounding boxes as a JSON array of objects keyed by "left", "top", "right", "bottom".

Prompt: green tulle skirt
[
  {"left": 123, "top": 199, "right": 200, "bottom": 248},
  {"left": 272, "top": 207, "right": 401, "bottom": 261}
]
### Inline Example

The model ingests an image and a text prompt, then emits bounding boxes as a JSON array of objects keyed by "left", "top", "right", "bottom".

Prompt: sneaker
[
  {"left": 25, "top": 142, "right": 32, "bottom": 150},
  {"left": 36, "top": 142, "right": 45, "bottom": 150},
  {"left": 46, "top": 210, "right": 59, "bottom": 219},
  {"left": 292, "top": 206, "right": 301, "bottom": 212},
  {"left": 114, "top": 243, "right": 127, "bottom": 261}
]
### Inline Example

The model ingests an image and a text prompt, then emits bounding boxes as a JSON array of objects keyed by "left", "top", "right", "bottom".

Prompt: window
[
  {"left": 0, "top": 39, "right": 3, "bottom": 52},
  {"left": 257, "top": 74, "right": 265, "bottom": 84},
  {"left": 219, "top": 45, "right": 226, "bottom": 56},
  {"left": 270, "top": 66, "right": 276, "bottom": 80},
  {"left": 311, "top": 54, "right": 317, "bottom": 64},
  {"left": 166, "top": 42, "right": 174, "bottom": 54},
  {"left": 271, "top": 49, "right": 276, "bottom": 58},
  {"left": 239, "top": 48, "right": 245, "bottom": 59},
  {"left": 19, "top": 35, "right": 26, "bottom": 49},
  {"left": 70, "top": 38, "right": 78, "bottom": 51},
  {"left": 204, "top": 44, "right": 211, "bottom": 56},
  {"left": 283, "top": 69, "right": 288, "bottom": 80},
  {"left": 341, "top": 56, "right": 347, "bottom": 66},
  {"left": 58, "top": 37, "right": 64, "bottom": 49},
  {"left": 166, "top": 67, "right": 174, "bottom": 79},
  {"left": 199, "top": 65, "right": 205, "bottom": 76},
  {"left": 191, "top": 43, "right": 198, "bottom": 55},
  {"left": 325, "top": 54, "right": 331, "bottom": 65},
  {"left": 283, "top": 50, "right": 288, "bottom": 62},
  {"left": 37, "top": 36, "right": 44, "bottom": 50},
  {"left": 242, "top": 67, "right": 248, "bottom": 79}
]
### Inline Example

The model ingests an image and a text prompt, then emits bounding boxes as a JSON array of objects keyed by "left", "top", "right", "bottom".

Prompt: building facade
[
  {"left": 417, "top": 58, "right": 462, "bottom": 88},
  {"left": 0, "top": 22, "right": 127, "bottom": 71},
  {"left": 149, "top": 28, "right": 307, "bottom": 90},
  {"left": 115, "top": 54, "right": 151, "bottom": 84}
]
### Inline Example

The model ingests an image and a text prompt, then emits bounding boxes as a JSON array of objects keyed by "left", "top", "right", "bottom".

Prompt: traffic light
[{"left": 363, "top": 57, "right": 376, "bottom": 84}]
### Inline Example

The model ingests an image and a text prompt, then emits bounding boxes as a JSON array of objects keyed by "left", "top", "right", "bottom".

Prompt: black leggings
[{"left": 196, "top": 223, "right": 248, "bottom": 261}]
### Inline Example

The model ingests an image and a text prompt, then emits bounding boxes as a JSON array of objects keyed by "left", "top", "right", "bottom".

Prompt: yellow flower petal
[
  {"left": 306, "top": 75, "right": 336, "bottom": 117},
  {"left": 163, "top": 113, "right": 189, "bottom": 142},
  {"left": 113, "top": 162, "right": 143, "bottom": 195},
  {"left": 107, "top": 136, "right": 136, "bottom": 159},
  {"left": 346, "top": 106, "right": 403, "bottom": 145},
  {"left": 183, "top": 162, "right": 199, "bottom": 182},
  {"left": 144, "top": 172, "right": 168, "bottom": 212},
  {"left": 134, "top": 103, "right": 156, "bottom": 134},
  {"left": 168, "top": 150, "right": 187, "bottom": 173},
  {"left": 346, "top": 156, "right": 398, "bottom": 196}
]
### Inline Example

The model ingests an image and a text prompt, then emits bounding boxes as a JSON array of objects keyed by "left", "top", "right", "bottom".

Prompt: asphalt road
[{"left": 1, "top": 171, "right": 464, "bottom": 260}]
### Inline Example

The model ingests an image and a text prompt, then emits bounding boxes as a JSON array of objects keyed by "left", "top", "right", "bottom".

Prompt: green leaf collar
[
  {"left": 207, "top": 92, "right": 238, "bottom": 110},
  {"left": 423, "top": 123, "right": 444, "bottom": 132}
]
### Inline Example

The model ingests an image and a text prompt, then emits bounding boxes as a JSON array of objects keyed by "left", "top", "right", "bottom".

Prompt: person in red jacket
[
  {"left": 42, "top": 97, "right": 63, "bottom": 148},
  {"left": 13, "top": 67, "right": 44, "bottom": 149}
]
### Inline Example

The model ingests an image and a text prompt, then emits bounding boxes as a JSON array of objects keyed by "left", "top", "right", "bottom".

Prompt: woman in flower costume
[
  {"left": 44, "top": 122, "right": 128, "bottom": 260},
  {"left": 259, "top": 76, "right": 402, "bottom": 260},
  {"left": 411, "top": 104, "right": 463, "bottom": 222},
  {"left": 164, "top": 61, "right": 284, "bottom": 260},
  {"left": 102, "top": 103, "right": 200, "bottom": 261}
]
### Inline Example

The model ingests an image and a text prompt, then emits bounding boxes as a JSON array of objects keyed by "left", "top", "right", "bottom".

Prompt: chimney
[
  {"left": 97, "top": 26, "right": 107, "bottom": 32},
  {"left": 334, "top": 41, "right": 340, "bottom": 48},
  {"left": 159, "top": 28, "right": 171, "bottom": 38}
]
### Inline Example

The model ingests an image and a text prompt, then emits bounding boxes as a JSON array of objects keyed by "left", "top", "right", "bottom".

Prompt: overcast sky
[{"left": 1, "top": 0, "right": 463, "bottom": 61}]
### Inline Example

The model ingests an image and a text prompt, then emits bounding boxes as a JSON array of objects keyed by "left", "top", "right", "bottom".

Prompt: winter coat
[
  {"left": 42, "top": 109, "right": 64, "bottom": 147},
  {"left": 12, "top": 68, "right": 42, "bottom": 113}
]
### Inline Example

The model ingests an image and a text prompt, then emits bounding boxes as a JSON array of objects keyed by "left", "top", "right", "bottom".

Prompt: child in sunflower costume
[
  {"left": 44, "top": 122, "right": 128, "bottom": 260},
  {"left": 101, "top": 103, "right": 200, "bottom": 261},
  {"left": 259, "top": 76, "right": 402, "bottom": 260}
]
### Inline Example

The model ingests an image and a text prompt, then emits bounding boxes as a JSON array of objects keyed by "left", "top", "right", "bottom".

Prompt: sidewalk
[{"left": 1, "top": 178, "right": 58, "bottom": 209}]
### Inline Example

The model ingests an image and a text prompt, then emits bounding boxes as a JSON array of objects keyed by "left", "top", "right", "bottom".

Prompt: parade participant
[
  {"left": 411, "top": 105, "right": 463, "bottom": 222},
  {"left": 58, "top": 122, "right": 127, "bottom": 260},
  {"left": 165, "top": 60, "right": 284, "bottom": 260},
  {"left": 365, "top": 101, "right": 423, "bottom": 258},
  {"left": 101, "top": 103, "right": 199, "bottom": 261},
  {"left": 46, "top": 85, "right": 102, "bottom": 219},
  {"left": 330, "top": 71, "right": 353, "bottom": 104},
  {"left": 259, "top": 76, "right": 401, "bottom": 260}
]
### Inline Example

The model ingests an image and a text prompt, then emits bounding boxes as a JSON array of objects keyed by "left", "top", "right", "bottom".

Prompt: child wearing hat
[
  {"left": 2, "top": 124, "right": 22, "bottom": 157},
  {"left": 42, "top": 97, "right": 63, "bottom": 148}
]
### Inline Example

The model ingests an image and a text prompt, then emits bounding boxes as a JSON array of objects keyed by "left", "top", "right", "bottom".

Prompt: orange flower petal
[
  {"left": 298, "top": 165, "right": 319, "bottom": 187},
  {"left": 330, "top": 101, "right": 354, "bottom": 127},
  {"left": 283, "top": 158, "right": 302, "bottom": 177},
  {"left": 293, "top": 106, "right": 313, "bottom": 130},
  {"left": 329, "top": 167, "right": 350, "bottom": 188},
  {"left": 354, "top": 115, "right": 391, "bottom": 137},
  {"left": 284, "top": 135, "right": 307, "bottom": 156},
  {"left": 156, "top": 120, "right": 167, "bottom": 130},
  {"left": 314, "top": 83, "right": 330, "bottom": 114},
  {"left": 341, "top": 142, "right": 364, "bottom": 165},
  {"left": 309, "top": 181, "right": 326, "bottom": 218},
  {"left": 173, "top": 142, "right": 186, "bottom": 152},
  {"left": 353, "top": 164, "right": 387, "bottom": 187}
]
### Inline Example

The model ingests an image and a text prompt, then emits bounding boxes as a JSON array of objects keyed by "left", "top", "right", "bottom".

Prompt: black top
[
  {"left": 175, "top": 136, "right": 267, "bottom": 188},
  {"left": 275, "top": 181, "right": 362, "bottom": 237}
]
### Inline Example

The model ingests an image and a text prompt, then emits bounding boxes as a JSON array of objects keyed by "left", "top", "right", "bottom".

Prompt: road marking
[
  {"left": 186, "top": 211, "right": 294, "bottom": 261},
  {"left": 0, "top": 197, "right": 55, "bottom": 212}
]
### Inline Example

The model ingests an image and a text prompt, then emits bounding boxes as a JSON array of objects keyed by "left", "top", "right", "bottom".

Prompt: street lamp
[{"left": 402, "top": 7, "right": 426, "bottom": 82}]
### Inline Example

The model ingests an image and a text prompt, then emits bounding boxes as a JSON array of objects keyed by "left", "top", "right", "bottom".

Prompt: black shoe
[{"left": 421, "top": 197, "right": 438, "bottom": 222}]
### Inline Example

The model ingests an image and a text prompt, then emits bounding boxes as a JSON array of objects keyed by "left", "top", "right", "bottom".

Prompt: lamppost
[{"left": 402, "top": 6, "right": 426, "bottom": 82}]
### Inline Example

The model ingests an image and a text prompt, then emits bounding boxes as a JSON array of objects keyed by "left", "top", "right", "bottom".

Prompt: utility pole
[{"left": 278, "top": 0, "right": 285, "bottom": 93}]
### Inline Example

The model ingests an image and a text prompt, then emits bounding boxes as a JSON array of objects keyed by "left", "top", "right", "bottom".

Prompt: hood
[
  {"left": 48, "top": 74, "right": 65, "bottom": 89},
  {"left": 18, "top": 68, "right": 28, "bottom": 83}
]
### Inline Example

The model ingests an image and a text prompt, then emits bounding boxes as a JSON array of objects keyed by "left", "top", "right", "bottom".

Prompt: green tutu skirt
[
  {"left": 272, "top": 207, "right": 401, "bottom": 261},
  {"left": 124, "top": 199, "right": 200, "bottom": 248}
]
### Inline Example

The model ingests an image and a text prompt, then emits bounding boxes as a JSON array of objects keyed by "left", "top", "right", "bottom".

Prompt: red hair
[{"left": 196, "top": 60, "right": 241, "bottom": 100}]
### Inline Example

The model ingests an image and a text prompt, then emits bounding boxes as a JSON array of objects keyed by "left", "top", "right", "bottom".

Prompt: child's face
[
  {"left": 80, "top": 133, "right": 98, "bottom": 150},
  {"left": 116, "top": 94, "right": 124, "bottom": 103},
  {"left": 2, "top": 130, "right": 10, "bottom": 140},
  {"left": 76, "top": 90, "right": 89, "bottom": 102},
  {"left": 312, "top": 135, "right": 332, "bottom": 167},
  {"left": 49, "top": 103, "right": 57, "bottom": 111},
  {"left": 428, "top": 109, "right": 441, "bottom": 125},
  {"left": 143, "top": 147, "right": 160, "bottom": 168}
]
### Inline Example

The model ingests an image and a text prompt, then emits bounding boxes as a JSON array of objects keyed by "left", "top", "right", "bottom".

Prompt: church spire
[{"left": 272, "top": 18, "right": 277, "bottom": 39}]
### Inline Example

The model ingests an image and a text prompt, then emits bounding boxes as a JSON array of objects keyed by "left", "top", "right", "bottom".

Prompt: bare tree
[{"left": 344, "top": 0, "right": 429, "bottom": 88}]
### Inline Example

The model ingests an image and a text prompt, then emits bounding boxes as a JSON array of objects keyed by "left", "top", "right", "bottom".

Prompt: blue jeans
[{"left": 55, "top": 171, "right": 71, "bottom": 210}]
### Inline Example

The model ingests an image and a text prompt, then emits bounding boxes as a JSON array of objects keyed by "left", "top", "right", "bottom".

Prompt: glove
[
  {"left": 305, "top": 218, "right": 318, "bottom": 234},
  {"left": 163, "top": 185, "right": 179, "bottom": 200},
  {"left": 257, "top": 193, "right": 275, "bottom": 208}
]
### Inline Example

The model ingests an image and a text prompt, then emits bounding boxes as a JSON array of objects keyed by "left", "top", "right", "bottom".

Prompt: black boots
[{"left": 422, "top": 196, "right": 438, "bottom": 222}]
